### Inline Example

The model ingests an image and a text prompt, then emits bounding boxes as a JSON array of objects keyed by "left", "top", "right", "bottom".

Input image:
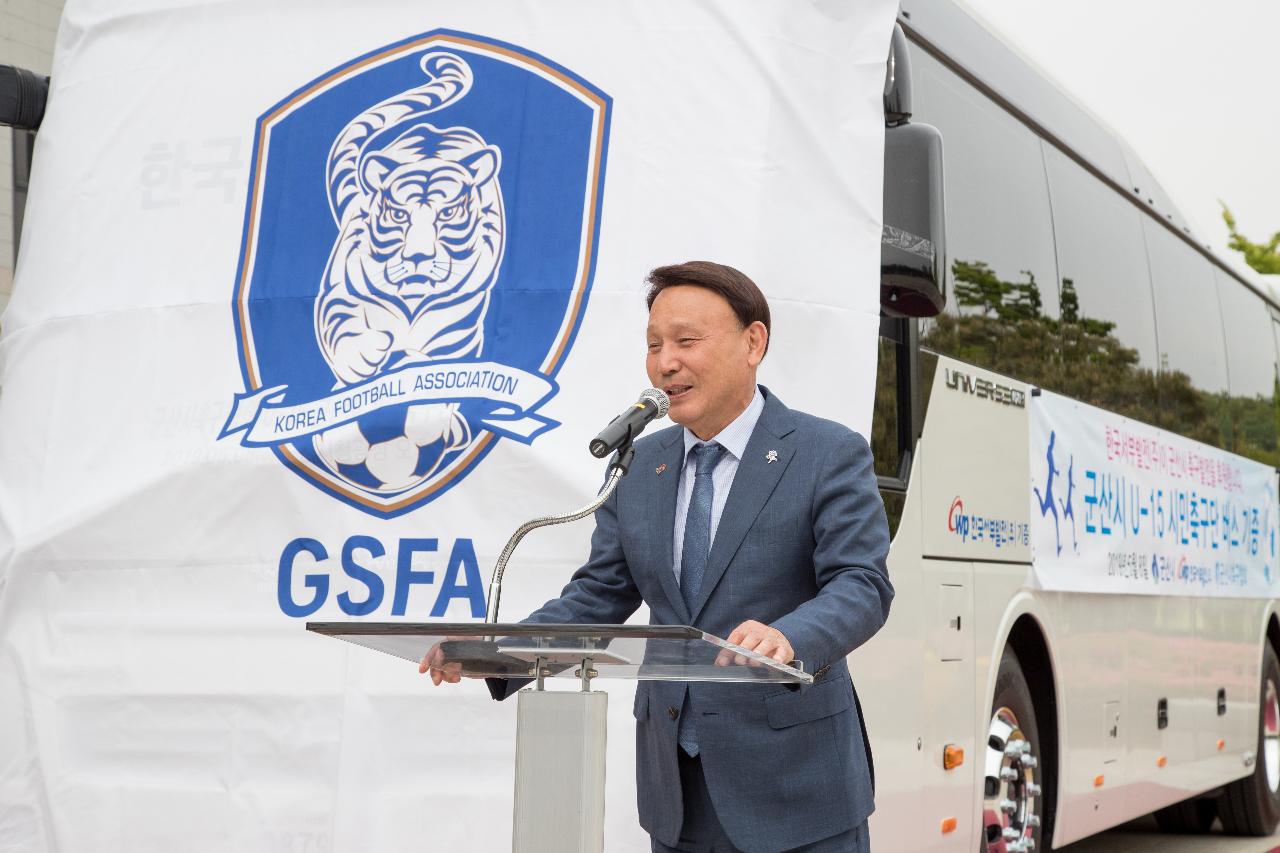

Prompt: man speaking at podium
[{"left": 429, "top": 261, "right": 893, "bottom": 853}]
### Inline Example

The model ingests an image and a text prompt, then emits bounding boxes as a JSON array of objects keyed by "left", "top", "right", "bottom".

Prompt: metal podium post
[
  {"left": 512, "top": 656, "right": 608, "bottom": 853},
  {"left": 485, "top": 445, "right": 632, "bottom": 853}
]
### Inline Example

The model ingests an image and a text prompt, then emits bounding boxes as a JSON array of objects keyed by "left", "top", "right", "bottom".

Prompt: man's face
[{"left": 645, "top": 285, "right": 767, "bottom": 440}]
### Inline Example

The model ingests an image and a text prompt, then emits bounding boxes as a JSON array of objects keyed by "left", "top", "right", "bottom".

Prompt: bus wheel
[
  {"left": 1219, "top": 642, "right": 1280, "bottom": 835},
  {"left": 983, "top": 650, "right": 1046, "bottom": 853}
]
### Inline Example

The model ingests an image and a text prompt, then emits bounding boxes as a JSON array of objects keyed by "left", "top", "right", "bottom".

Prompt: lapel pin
[
  {"left": 655, "top": 463, "right": 667, "bottom": 475},
  {"left": 766, "top": 450, "right": 778, "bottom": 464}
]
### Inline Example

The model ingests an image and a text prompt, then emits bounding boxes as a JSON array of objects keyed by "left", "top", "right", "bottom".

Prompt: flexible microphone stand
[{"left": 485, "top": 442, "right": 636, "bottom": 625}]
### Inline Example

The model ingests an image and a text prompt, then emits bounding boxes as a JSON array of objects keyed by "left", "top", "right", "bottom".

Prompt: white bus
[{"left": 867, "top": 1, "right": 1280, "bottom": 850}]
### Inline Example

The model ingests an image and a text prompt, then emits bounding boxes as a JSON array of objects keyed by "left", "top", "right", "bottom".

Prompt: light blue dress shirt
[{"left": 672, "top": 386, "right": 765, "bottom": 585}]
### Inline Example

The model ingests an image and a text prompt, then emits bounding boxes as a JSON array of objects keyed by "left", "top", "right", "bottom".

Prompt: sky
[{"left": 957, "top": 0, "right": 1279, "bottom": 268}]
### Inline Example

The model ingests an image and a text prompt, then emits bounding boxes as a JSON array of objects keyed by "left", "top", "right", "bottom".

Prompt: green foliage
[
  {"left": 1222, "top": 203, "right": 1280, "bottom": 275},
  {"left": 915, "top": 260, "right": 1280, "bottom": 468},
  {"left": 870, "top": 336, "right": 900, "bottom": 480},
  {"left": 951, "top": 261, "right": 1042, "bottom": 321}
]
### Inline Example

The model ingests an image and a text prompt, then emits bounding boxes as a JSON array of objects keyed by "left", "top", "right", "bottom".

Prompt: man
[{"left": 425, "top": 261, "right": 893, "bottom": 852}]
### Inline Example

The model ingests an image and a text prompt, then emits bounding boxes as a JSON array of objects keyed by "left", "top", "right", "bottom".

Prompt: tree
[{"left": 1222, "top": 203, "right": 1280, "bottom": 274}]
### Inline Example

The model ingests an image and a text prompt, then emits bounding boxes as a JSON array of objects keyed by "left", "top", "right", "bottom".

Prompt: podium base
[{"left": 512, "top": 688, "right": 608, "bottom": 853}]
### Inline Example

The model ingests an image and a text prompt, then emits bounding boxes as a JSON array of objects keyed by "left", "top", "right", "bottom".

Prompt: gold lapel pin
[
  {"left": 766, "top": 450, "right": 778, "bottom": 464},
  {"left": 655, "top": 463, "right": 667, "bottom": 475}
]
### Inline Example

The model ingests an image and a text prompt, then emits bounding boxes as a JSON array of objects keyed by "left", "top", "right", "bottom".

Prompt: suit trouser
[{"left": 649, "top": 750, "right": 871, "bottom": 853}]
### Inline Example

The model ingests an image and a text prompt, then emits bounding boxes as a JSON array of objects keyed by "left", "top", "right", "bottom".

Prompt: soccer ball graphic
[{"left": 312, "top": 402, "right": 472, "bottom": 494}]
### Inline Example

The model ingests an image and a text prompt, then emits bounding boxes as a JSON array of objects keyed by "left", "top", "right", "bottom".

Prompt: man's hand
[
  {"left": 418, "top": 641, "right": 462, "bottom": 686},
  {"left": 716, "top": 620, "right": 794, "bottom": 667}
]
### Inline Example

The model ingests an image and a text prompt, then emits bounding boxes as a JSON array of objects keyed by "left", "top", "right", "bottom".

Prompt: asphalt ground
[{"left": 1059, "top": 815, "right": 1280, "bottom": 852}]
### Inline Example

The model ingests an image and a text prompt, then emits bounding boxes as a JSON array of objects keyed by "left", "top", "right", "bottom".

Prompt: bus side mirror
[
  {"left": 881, "top": 121, "right": 946, "bottom": 318},
  {"left": 880, "top": 24, "right": 946, "bottom": 318}
]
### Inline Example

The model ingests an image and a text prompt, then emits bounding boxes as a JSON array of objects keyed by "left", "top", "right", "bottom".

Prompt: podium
[{"left": 308, "top": 621, "right": 812, "bottom": 852}]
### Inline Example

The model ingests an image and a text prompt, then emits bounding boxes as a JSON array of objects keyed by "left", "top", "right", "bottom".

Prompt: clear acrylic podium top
[{"left": 307, "top": 622, "right": 813, "bottom": 685}]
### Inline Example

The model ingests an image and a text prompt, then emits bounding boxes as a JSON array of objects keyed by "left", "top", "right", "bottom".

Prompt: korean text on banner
[{"left": 1029, "top": 390, "right": 1280, "bottom": 598}]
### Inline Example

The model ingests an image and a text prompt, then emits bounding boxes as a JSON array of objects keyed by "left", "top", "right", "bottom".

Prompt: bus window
[
  {"left": 908, "top": 45, "right": 1060, "bottom": 380},
  {"left": 872, "top": 318, "right": 913, "bottom": 538},
  {"left": 1041, "top": 145, "right": 1160, "bottom": 420},
  {"left": 1215, "top": 271, "right": 1279, "bottom": 466},
  {"left": 1142, "top": 218, "right": 1231, "bottom": 448},
  {"left": 871, "top": 332, "right": 902, "bottom": 479}
]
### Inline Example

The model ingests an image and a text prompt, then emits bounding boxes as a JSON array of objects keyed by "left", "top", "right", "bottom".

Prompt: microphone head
[{"left": 641, "top": 387, "right": 669, "bottom": 417}]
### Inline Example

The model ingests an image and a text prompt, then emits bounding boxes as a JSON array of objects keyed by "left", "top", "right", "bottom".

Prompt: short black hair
[{"left": 645, "top": 261, "right": 771, "bottom": 354}]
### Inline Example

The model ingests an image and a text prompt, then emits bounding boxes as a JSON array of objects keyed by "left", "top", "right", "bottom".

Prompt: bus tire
[
  {"left": 1152, "top": 797, "right": 1216, "bottom": 833},
  {"left": 983, "top": 649, "right": 1049, "bottom": 853},
  {"left": 1219, "top": 642, "right": 1280, "bottom": 836}
]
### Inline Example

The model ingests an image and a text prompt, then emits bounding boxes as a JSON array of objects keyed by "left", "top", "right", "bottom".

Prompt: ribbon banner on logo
[
  {"left": 1030, "top": 389, "right": 1280, "bottom": 598},
  {"left": 220, "top": 360, "right": 558, "bottom": 445}
]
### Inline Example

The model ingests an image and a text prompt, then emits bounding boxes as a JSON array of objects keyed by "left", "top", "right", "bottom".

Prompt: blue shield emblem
[{"left": 220, "top": 31, "right": 611, "bottom": 517}]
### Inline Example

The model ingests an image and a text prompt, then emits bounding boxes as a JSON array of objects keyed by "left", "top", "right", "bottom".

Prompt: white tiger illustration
[{"left": 311, "top": 52, "right": 503, "bottom": 489}]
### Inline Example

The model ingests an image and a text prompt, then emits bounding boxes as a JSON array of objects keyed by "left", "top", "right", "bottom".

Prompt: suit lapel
[
  {"left": 636, "top": 426, "right": 690, "bottom": 624},
  {"left": 688, "top": 391, "right": 796, "bottom": 622}
]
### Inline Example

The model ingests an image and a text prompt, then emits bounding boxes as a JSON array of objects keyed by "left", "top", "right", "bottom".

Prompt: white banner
[
  {"left": 1030, "top": 390, "right": 1280, "bottom": 598},
  {"left": 0, "top": 2, "right": 897, "bottom": 852}
]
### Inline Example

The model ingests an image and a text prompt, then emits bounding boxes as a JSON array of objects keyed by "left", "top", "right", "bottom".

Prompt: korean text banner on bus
[
  {"left": 1030, "top": 390, "right": 1280, "bottom": 598},
  {"left": 0, "top": 2, "right": 898, "bottom": 851}
]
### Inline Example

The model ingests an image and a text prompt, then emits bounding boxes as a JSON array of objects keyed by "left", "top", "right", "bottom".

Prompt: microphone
[{"left": 589, "top": 389, "right": 670, "bottom": 458}]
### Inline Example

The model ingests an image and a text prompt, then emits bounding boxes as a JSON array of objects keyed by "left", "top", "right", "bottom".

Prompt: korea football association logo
[{"left": 219, "top": 31, "right": 611, "bottom": 517}]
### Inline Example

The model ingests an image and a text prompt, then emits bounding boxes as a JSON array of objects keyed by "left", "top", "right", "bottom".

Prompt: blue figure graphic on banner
[
  {"left": 1060, "top": 453, "right": 1079, "bottom": 554},
  {"left": 219, "top": 31, "right": 611, "bottom": 517},
  {"left": 1034, "top": 430, "right": 1063, "bottom": 556}
]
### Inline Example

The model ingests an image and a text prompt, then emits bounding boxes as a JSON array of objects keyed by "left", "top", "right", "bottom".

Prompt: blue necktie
[{"left": 678, "top": 441, "right": 725, "bottom": 756}]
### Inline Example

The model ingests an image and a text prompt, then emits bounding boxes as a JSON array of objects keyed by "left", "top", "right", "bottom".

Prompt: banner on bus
[{"left": 1030, "top": 390, "right": 1280, "bottom": 598}]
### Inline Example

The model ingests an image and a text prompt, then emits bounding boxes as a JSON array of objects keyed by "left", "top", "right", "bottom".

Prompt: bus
[{"left": 867, "top": 0, "right": 1280, "bottom": 850}]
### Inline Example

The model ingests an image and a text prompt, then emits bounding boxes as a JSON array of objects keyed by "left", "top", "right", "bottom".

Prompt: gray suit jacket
[{"left": 491, "top": 387, "right": 893, "bottom": 851}]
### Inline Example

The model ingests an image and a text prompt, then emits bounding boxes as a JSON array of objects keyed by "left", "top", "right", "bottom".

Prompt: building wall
[{"left": 1, "top": 0, "right": 63, "bottom": 315}]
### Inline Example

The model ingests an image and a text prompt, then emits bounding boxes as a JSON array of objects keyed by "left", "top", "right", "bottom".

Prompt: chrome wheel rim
[
  {"left": 984, "top": 706, "right": 1041, "bottom": 853},
  {"left": 1265, "top": 678, "right": 1280, "bottom": 793}
]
